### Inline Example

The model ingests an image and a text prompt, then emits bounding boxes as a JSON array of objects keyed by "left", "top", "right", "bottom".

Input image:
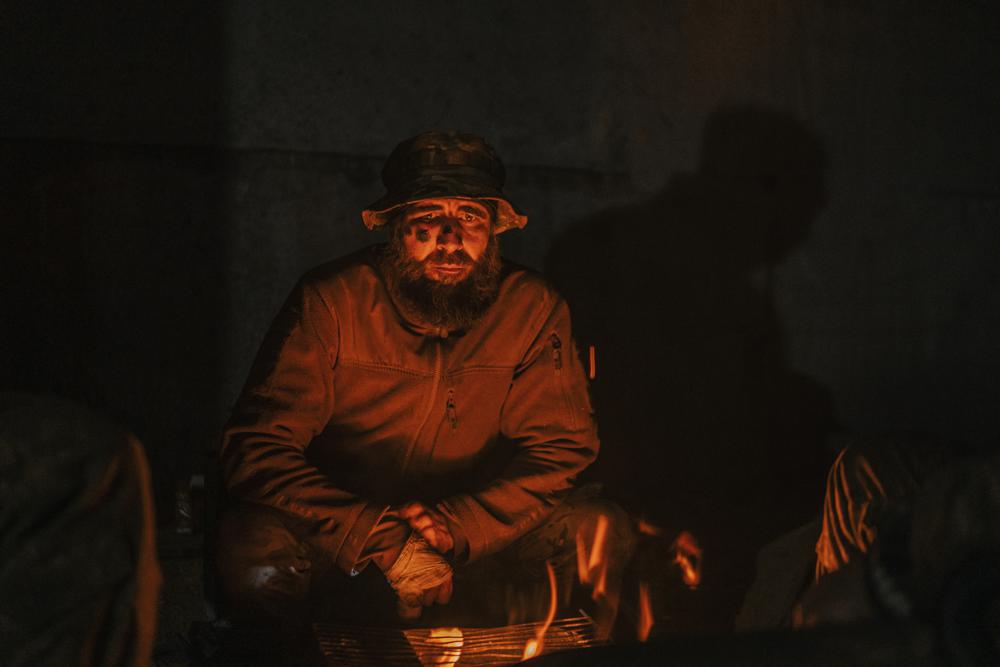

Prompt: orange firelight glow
[
  {"left": 575, "top": 530, "right": 589, "bottom": 584},
  {"left": 637, "top": 518, "right": 662, "bottom": 537},
  {"left": 576, "top": 514, "right": 609, "bottom": 587},
  {"left": 422, "top": 627, "right": 463, "bottom": 666},
  {"left": 637, "top": 582, "right": 654, "bottom": 642},
  {"left": 592, "top": 558, "right": 608, "bottom": 600},
  {"left": 588, "top": 514, "right": 608, "bottom": 572},
  {"left": 672, "top": 531, "right": 703, "bottom": 589},
  {"left": 521, "top": 561, "right": 558, "bottom": 661}
]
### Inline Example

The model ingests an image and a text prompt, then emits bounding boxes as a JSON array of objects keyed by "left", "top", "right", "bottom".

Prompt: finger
[
  {"left": 398, "top": 599, "right": 422, "bottom": 620},
  {"left": 436, "top": 577, "right": 453, "bottom": 605},
  {"left": 398, "top": 502, "right": 427, "bottom": 519},
  {"left": 429, "top": 526, "right": 447, "bottom": 549},
  {"left": 426, "top": 508, "right": 452, "bottom": 533},
  {"left": 424, "top": 506, "right": 448, "bottom": 523},
  {"left": 422, "top": 586, "right": 437, "bottom": 606},
  {"left": 412, "top": 524, "right": 435, "bottom": 546},
  {"left": 408, "top": 514, "right": 437, "bottom": 532},
  {"left": 436, "top": 528, "right": 454, "bottom": 553},
  {"left": 419, "top": 527, "right": 443, "bottom": 551}
]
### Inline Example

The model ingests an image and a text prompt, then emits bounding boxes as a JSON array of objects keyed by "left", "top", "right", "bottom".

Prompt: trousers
[{"left": 215, "top": 484, "right": 634, "bottom": 630}]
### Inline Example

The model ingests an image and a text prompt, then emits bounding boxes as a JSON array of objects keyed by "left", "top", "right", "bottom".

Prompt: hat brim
[{"left": 361, "top": 173, "right": 527, "bottom": 234}]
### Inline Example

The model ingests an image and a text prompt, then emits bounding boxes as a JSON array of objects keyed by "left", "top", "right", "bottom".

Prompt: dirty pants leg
[
  {"left": 450, "top": 487, "right": 635, "bottom": 633},
  {"left": 217, "top": 489, "right": 635, "bottom": 632},
  {"left": 216, "top": 502, "right": 315, "bottom": 628},
  {"left": 215, "top": 501, "right": 399, "bottom": 631},
  {"left": 0, "top": 393, "right": 161, "bottom": 667}
]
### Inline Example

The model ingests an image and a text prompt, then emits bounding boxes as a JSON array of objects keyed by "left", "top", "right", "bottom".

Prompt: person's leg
[
  {"left": 216, "top": 501, "right": 406, "bottom": 633},
  {"left": 215, "top": 501, "right": 315, "bottom": 628},
  {"left": 494, "top": 487, "right": 635, "bottom": 632}
]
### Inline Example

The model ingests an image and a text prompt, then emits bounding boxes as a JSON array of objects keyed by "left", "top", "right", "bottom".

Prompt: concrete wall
[
  {"left": 4, "top": 3, "right": 999, "bottom": 547},
  {"left": 220, "top": 1, "right": 1000, "bottom": 451}
]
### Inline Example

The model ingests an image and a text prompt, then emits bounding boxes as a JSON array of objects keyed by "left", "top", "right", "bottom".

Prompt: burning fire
[
  {"left": 521, "top": 561, "right": 558, "bottom": 661},
  {"left": 420, "top": 627, "right": 464, "bottom": 666},
  {"left": 592, "top": 557, "right": 608, "bottom": 599},
  {"left": 576, "top": 513, "right": 609, "bottom": 599},
  {"left": 672, "top": 531, "right": 702, "bottom": 589},
  {"left": 637, "top": 518, "right": 662, "bottom": 537},
  {"left": 637, "top": 582, "right": 654, "bottom": 642},
  {"left": 575, "top": 517, "right": 702, "bottom": 647}
]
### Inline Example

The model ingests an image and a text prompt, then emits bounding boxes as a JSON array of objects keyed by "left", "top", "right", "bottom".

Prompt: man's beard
[{"left": 379, "top": 233, "right": 503, "bottom": 332}]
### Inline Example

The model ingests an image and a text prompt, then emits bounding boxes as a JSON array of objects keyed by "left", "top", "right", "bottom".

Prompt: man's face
[{"left": 399, "top": 198, "right": 493, "bottom": 284}]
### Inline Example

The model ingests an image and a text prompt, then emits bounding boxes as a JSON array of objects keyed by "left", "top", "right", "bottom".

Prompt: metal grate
[{"left": 313, "top": 616, "right": 601, "bottom": 666}]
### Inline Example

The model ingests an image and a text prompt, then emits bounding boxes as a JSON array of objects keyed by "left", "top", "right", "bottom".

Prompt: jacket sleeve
[
  {"left": 439, "top": 295, "right": 599, "bottom": 562},
  {"left": 220, "top": 278, "right": 387, "bottom": 574}
]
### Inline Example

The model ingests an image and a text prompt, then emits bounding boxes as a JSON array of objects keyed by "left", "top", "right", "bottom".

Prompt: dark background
[{"left": 4, "top": 1, "right": 999, "bottom": 629}]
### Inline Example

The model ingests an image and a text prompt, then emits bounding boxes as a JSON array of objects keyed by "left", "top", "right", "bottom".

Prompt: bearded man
[{"left": 216, "top": 131, "right": 631, "bottom": 634}]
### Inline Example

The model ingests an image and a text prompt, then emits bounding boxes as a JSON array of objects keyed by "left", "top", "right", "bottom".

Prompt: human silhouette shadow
[{"left": 546, "top": 106, "right": 837, "bottom": 631}]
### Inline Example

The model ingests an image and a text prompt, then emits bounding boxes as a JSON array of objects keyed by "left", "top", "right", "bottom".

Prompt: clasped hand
[
  {"left": 398, "top": 501, "right": 455, "bottom": 555},
  {"left": 379, "top": 501, "right": 456, "bottom": 619}
]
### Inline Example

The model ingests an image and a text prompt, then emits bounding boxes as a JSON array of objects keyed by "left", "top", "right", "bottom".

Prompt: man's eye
[
  {"left": 415, "top": 229, "right": 430, "bottom": 241},
  {"left": 463, "top": 213, "right": 475, "bottom": 221}
]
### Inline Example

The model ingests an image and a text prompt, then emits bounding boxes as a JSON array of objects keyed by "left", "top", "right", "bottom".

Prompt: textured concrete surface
[{"left": 155, "top": 553, "right": 205, "bottom": 666}]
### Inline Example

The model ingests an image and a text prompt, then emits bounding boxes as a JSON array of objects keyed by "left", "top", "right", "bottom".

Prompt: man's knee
[
  {"left": 216, "top": 502, "right": 313, "bottom": 620},
  {"left": 559, "top": 495, "right": 635, "bottom": 558},
  {"left": 515, "top": 492, "right": 636, "bottom": 574}
]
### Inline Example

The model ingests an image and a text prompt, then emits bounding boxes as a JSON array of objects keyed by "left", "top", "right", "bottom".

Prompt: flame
[
  {"left": 405, "top": 627, "right": 463, "bottom": 666},
  {"left": 576, "top": 528, "right": 590, "bottom": 584},
  {"left": 638, "top": 582, "right": 654, "bottom": 642},
  {"left": 576, "top": 514, "right": 609, "bottom": 587},
  {"left": 522, "top": 638, "right": 541, "bottom": 661},
  {"left": 672, "top": 531, "right": 702, "bottom": 589},
  {"left": 593, "top": 560, "right": 609, "bottom": 600},
  {"left": 521, "top": 560, "right": 558, "bottom": 661},
  {"left": 637, "top": 518, "right": 662, "bottom": 537},
  {"left": 424, "top": 628, "right": 465, "bottom": 667},
  {"left": 588, "top": 514, "right": 608, "bottom": 572}
]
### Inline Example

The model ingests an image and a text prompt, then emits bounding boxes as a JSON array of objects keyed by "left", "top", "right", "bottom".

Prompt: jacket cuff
[
  {"left": 335, "top": 503, "right": 389, "bottom": 574},
  {"left": 438, "top": 496, "right": 486, "bottom": 564}
]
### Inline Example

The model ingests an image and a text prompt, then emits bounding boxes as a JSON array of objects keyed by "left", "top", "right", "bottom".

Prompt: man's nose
[{"left": 436, "top": 223, "right": 463, "bottom": 250}]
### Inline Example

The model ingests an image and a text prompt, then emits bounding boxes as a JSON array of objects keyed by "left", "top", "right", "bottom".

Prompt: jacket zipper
[
  {"left": 550, "top": 331, "right": 579, "bottom": 428},
  {"left": 401, "top": 341, "right": 444, "bottom": 475},
  {"left": 446, "top": 389, "right": 458, "bottom": 429}
]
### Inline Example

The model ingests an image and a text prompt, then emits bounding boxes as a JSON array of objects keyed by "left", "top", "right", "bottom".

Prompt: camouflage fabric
[{"left": 361, "top": 130, "right": 528, "bottom": 233}]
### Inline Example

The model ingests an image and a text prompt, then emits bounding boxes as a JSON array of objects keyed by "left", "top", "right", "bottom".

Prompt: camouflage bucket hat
[{"left": 361, "top": 130, "right": 528, "bottom": 234}]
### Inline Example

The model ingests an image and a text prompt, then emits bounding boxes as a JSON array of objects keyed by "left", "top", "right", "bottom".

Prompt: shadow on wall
[{"left": 547, "top": 105, "right": 838, "bottom": 629}]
